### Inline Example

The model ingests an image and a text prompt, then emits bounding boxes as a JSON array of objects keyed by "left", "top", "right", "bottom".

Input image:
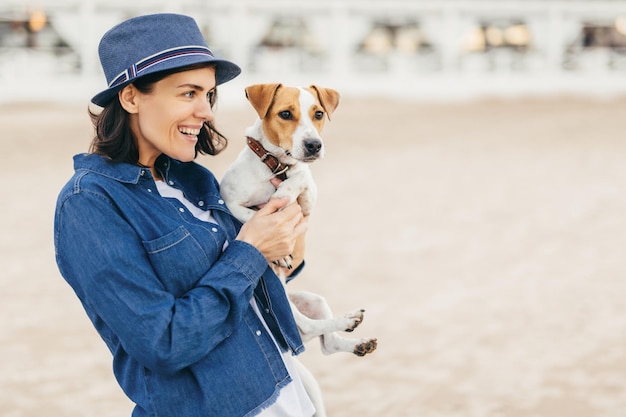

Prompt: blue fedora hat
[{"left": 91, "top": 13, "right": 241, "bottom": 107}]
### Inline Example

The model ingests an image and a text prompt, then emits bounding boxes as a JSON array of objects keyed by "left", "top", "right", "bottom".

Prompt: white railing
[{"left": 3, "top": 0, "right": 626, "bottom": 102}]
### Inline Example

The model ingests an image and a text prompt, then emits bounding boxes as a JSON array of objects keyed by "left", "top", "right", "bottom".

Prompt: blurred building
[{"left": 3, "top": 0, "right": 626, "bottom": 101}]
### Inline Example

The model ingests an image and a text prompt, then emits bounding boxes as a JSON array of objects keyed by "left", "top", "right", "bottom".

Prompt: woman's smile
[
  {"left": 178, "top": 125, "right": 202, "bottom": 137},
  {"left": 177, "top": 124, "right": 203, "bottom": 143}
]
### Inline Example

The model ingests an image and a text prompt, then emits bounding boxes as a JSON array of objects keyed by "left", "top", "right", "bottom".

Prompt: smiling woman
[{"left": 54, "top": 12, "right": 314, "bottom": 417}]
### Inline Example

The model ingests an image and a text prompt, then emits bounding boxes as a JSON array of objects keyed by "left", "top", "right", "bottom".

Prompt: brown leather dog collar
[{"left": 246, "top": 136, "right": 290, "bottom": 181}]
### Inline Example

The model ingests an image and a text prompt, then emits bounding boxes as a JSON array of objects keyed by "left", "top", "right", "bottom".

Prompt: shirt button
[
  {"left": 265, "top": 308, "right": 270, "bottom": 313},
  {"left": 168, "top": 180, "right": 174, "bottom": 186},
  {"left": 147, "top": 189, "right": 152, "bottom": 193},
  {"left": 256, "top": 330, "right": 262, "bottom": 336},
  {"left": 179, "top": 208, "right": 185, "bottom": 213},
  {"left": 198, "top": 201, "right": 204, "bottom": 207},
  {"left": 218, "top": 199, "right": 224, "bottom": 205},
  {"left": 211, "top": 227, "right": 218, "bottom": 233}
]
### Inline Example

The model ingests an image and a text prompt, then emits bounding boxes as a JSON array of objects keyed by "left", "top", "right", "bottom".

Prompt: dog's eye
[
  {"left": 278, "top": 110, "right": 293, "bottom": 120},
  {"left": 314, "top": 111, "right": 324, "bottom": 120}
]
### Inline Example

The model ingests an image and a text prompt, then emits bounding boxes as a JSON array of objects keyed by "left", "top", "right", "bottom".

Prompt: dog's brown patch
[{"left": 262, "top": 86, "right": 302, "bottom": 150}]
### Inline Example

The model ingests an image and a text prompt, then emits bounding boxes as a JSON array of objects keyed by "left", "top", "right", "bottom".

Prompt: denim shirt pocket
[{"left": 142, "top": 226, "right": 212, "bottom": 297}]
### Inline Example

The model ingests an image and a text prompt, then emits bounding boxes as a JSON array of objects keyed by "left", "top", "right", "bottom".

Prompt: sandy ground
[{"left": 2, "top": 94, "right": 626, "bottom": 417}]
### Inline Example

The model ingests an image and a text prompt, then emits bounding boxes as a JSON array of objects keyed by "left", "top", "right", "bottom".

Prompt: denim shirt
[{"left": 54, "top": 153, "right": 305, "bottom": 417}]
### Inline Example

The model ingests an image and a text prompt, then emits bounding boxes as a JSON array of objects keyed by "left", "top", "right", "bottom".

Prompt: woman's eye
[
  {"left": 184, "top": 91, "right": 196, "bottom": 98},
  {"left": 278, "top": 110, "right": 293, "bottom": 120},
  {"left": 207, "top": 90, "right": 215, "bottom": 103},
  {"left": 314, "top": 111, "right": 324, "bottom": 120}
]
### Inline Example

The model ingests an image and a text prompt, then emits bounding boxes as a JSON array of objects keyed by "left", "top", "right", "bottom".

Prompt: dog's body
[
  {"left": 221, "top": 83, "right": 326, "bottom": 223},
  {"left": 221, "top": 84, "right": 377, "bottom": 416}
]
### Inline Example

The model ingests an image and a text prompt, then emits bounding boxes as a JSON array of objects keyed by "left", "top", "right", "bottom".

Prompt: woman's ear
[{"left": 118, "top": 84, "right": 139, "bottom": 114}]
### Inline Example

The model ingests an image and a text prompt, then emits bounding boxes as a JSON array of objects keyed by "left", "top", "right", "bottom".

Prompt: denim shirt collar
[
  {"left": 73, "top": 153, "right": 149, "bottom": 183},
  {"left": 74, "top": 152, "right": 227, "bottom": 207},
  {"left": 73, "top": 153, "right": 185, "bottom": 182}
]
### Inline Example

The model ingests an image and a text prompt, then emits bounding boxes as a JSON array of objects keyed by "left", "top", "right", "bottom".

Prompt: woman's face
[{"left": 125, "top": 66, "right": 217, "bottom": 169}]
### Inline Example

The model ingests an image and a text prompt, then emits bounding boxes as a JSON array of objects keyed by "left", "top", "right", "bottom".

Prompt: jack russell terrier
[{"left": 220, "top": 83, "right": 377, "bottom": 416}]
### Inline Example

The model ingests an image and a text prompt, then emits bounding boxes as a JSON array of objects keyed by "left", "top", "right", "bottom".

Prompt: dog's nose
[{"left": 304, "top": 138, "right": 322, "bottom": 155}]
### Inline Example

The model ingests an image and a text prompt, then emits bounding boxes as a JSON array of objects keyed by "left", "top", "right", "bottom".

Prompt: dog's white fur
[{"left": 221, "top": 84, "right": 377, "bottom": 417}]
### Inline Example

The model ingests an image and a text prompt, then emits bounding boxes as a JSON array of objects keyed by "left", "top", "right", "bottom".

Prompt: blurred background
[
  {"left": 4, "top": 0, "right": 626, "bottom": 102},
  {"left": 3, "top": 1, "right": 626, "bottom": 417}
]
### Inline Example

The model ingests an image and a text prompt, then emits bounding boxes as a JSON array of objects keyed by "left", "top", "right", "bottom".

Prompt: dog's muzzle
[{"left": 303, "top": 138, "right": 323, "bottom": 158}]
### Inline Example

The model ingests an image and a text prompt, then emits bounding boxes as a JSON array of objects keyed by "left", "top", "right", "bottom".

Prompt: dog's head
[{"left": 244, "top": 83, "right": 340, "bottom": 162}]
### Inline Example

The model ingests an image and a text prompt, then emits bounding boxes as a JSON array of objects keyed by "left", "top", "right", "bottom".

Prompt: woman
[{"left": 54, "top": 13, "right": 315, "bottom": 417}]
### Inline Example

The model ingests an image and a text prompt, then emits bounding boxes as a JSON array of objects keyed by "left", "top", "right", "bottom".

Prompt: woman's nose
[{"left": 196, "top": 98, "right": 214, "bottom": 122}]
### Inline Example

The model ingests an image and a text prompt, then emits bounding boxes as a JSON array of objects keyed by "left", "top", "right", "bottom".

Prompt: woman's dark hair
[{"left": 89, "top": 63, "right": 228, "bottom": 164}]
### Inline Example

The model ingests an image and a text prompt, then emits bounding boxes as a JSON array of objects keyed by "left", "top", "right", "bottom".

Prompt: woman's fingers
[{"left": 235, "top": 197, "right": 305, "bottom": 262}]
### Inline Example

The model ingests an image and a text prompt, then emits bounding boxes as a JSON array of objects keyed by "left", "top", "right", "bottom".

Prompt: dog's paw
[
  {"left": 353, "top": 338, "right": 378, "bottom": 357},
  {"left": 344, "top": 309, "right": 365, "bottom": 332}
]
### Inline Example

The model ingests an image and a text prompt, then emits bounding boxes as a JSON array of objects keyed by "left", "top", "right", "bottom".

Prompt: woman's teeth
[{"left": 179, "top": 127, "right": 200, "bottom": 136}]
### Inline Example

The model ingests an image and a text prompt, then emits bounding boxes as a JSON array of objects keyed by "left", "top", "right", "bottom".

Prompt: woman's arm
[{"left": 56, "top": 191, "right": 268, "bottom": 375}]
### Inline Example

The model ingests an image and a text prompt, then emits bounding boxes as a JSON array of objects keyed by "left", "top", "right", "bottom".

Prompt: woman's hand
[{"left": 236, "top": 197, "right": 308, "bottom": 263}]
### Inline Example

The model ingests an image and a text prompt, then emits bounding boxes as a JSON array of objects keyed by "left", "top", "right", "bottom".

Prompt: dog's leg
[
  {"left": 292, "top": 358, "right": 327, "bottom": 417},
  {"left": 289, "top": 292, "right": 364, "bottom": 338},
  {"left": 270, "top": 176, "right": 311, "bottom": 269},
  {"left": 273, "top": 170, "right": 316, "bottom": 215},
  {"left": 272, "top": 171, "right": 316, "bottom": 269},
  {"left": 292, "top": 173, "right": 316, "bottom": 217},
  {"left": 289, "top": 291, "right": 378, "bottom": 356},
  {"left": 295, "top": 188, "right": 316, "bottom": 217}
]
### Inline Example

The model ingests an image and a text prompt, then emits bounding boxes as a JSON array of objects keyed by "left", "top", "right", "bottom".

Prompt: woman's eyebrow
[{"left": 177, "top": 83, "right": 205, "bottom": 91}]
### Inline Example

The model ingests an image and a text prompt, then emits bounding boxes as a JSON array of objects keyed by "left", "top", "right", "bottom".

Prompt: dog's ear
[
  {"left": 245, "top": 83, "right": 282, "bottom": 119},
  {"left": 309, "top": 85, "right": 340, "bottom": 121}
]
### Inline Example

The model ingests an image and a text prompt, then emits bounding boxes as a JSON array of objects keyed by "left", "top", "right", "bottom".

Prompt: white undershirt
[{"left": 156, "top": 180, "right": 315, "bottom": 417}]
